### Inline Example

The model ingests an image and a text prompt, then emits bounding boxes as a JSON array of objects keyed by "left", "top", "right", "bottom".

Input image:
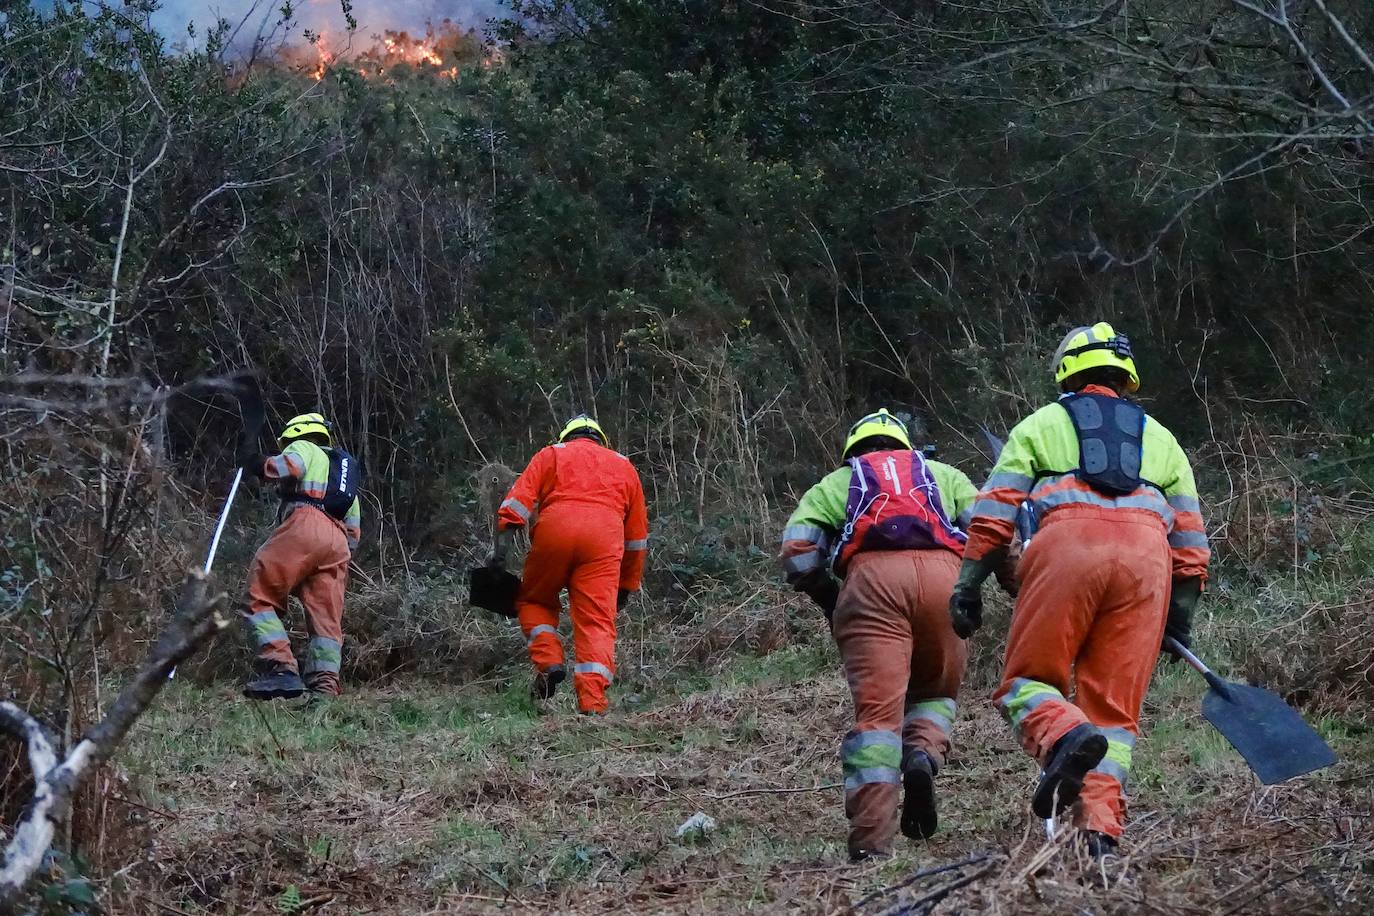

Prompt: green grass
[{"left": 113, "top": 608, "right": 1374, "bottom": 914}]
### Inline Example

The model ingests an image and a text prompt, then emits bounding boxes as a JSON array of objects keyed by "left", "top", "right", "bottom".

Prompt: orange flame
[{"left": 284, "top": 22, "right": 491, "bottom": 83}]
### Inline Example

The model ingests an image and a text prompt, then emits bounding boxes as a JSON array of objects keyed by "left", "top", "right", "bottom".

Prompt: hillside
[{"left": 115, "top": 617, "right": 1370, "bottom": 912}]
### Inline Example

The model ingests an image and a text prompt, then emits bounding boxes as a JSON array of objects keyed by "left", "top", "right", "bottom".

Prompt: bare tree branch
[{"left": 0, "top": 573, "right": 228, "bottom": 912}]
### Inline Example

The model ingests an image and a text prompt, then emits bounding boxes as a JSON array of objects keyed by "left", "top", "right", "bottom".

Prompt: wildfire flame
[{"left": 298, "top": 23, "right": 483, "bottom": 82}]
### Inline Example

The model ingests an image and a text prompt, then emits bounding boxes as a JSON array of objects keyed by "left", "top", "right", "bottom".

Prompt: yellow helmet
[
  {"left": 558, "top": 414, "right": 608, "bottom": 446},
  {"left": 842, "top": 408, "right": 912, "bottom": 459},
  {"left": 279, "top": 412, "right": 332, "bottom": 448},
  {"left": 1052, "top": 322, "right": 1140, "bottom": 393}
]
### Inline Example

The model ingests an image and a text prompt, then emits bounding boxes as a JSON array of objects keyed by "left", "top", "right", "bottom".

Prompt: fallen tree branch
[
  {"left": 852, "top": 853, "right": 995, "bottom": 912},
  {"left": 874, "top": 859, "right": 998, "bottom": 916},
  {"left": 705, "top": 782, "right": 843, "bottom": 800},
  {"left": 0, "top": 572, "right": 228, "bottom": 913}
]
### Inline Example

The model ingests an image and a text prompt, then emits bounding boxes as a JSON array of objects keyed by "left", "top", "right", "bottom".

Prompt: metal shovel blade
[
  {"left": 1200, "top": 677, "right": 1337, "bottom": 784},
  {"left": 1168, "top": 639, "right": 1337, "bottom": 784}
]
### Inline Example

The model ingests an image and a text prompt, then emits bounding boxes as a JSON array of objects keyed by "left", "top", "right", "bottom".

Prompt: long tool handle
[
  {"left": 204, "top": 467, "right": 243, "bottom": 574},
  {"left": 1163, "top": 637, "right": 1210, "bottom": 676},
  {"left": 172, "top": 468, "right": 243, "bottom": 682},
  {"left": 1164, "top": 637, "right": 1233, "bottom": 698}
]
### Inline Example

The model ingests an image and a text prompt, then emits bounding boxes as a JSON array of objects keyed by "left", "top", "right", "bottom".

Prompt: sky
[{"left": 148, "top": 0, "right": 510, "bottom": 46}]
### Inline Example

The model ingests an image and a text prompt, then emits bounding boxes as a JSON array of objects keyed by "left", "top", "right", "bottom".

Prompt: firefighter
[
  {"left": 489, "top": 415, "right": 649, "bottom": 715},
  {"left": 780, "top": 409, "right": 980, "bottom": 861},
  {"left": 950, "top": 323, "right": 1210, "bottom": 857},
  {"left": 238, "top": 412, "right": 362, "bottom": 700}
]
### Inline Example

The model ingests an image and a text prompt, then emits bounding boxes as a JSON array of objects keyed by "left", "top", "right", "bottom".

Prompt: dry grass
[{"left": 96, "top": 600, "right": 1373, "bottom": 915}]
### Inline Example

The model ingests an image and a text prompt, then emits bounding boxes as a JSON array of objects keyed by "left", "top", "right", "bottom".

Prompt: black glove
[
  {"left": 236, "top": 444, "right": 265, "bottom": 479},
  {"left": 993, "top": 550, "right": 1020, "bottom": 597},
  {"left": 1162, "top": 576, "right": 1203, "bottom": 659},
  {"left": 617, "top": 588, "right": 631, "bottom": 611},
  {"left": 949, "top": 553, "right": 999, "bottom": 639},
  {"left": 949, "top": 588, "right": 983, "bottom": 639},
  {"left": 794, "top": 569, "right": 840, "bottom": 628}
]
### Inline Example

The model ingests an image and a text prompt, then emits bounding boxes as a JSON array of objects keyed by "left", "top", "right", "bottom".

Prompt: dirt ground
[{"left": 104, "top": 632, "right": 1372, "bottom": 915}]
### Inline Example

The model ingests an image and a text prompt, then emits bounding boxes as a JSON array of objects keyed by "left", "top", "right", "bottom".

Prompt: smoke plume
[{"left": 152, "top": 0, "right": 510, "bottom": 48}]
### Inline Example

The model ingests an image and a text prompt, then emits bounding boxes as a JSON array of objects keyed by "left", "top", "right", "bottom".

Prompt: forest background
[{"left": 2, "top": 0, "right": 1373, "bottom": 912}]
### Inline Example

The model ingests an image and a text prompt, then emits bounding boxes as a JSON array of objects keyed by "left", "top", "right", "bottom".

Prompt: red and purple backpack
[{"left": 831, "top": 449, "right": 966, "bottom": 575}]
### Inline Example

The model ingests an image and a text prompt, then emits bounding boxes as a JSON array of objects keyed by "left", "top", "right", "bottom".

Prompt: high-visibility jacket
[
  {"left": 964, "top": 384, "right": 1209, "bottom": 581},
  {"left": 781, "top": 455, "right": 977, "bottom": 583},
  {"left": 497, "top": 438, "right": 649, "bottom": 592},
  {"left": 264, "top": 440, "right": 361, "bottom": 551}
]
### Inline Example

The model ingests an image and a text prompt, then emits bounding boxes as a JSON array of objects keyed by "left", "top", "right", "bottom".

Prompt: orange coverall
[
  {"left": 498, "top": 438, "right": 649, "bottom": 713},
  {"left": 965, "top": 384, "right": 1210, "bottom": 837},
  {"left": 243, "top": 442, "right": 358, "bottom": 696}
]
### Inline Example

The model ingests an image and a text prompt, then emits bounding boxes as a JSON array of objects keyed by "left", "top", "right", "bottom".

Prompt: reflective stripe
[
  {"left": 841, "top": 729, "right": 902, "bottom": 774},
  {"left": 972, "top": 498, "right": 1019, "bottom": 521},
  {"left": 1099, "top": 727, "right": 1137, "bottom": 748},
  {"left": 625, "top": 538, "right": 648, "bottom": 551},
  {"left": 298, "top": 477, "right": 329, "bottom": 499},
  {"left": 781, "top": 524, "right": 827, "bottom": 545},
  {"left": 246, "top": 610, "right": 288, "bottom": 646},
  {"left": 304, "top": 636, "right": 342, "bottom": 674},
  {"left": 1093, "top": 728, "right": 1135, "bottom": 786},
  {"left": 1167, "top": 494, "right": 1201, "bottom": 513},
  {"left": 527, "top": 624, "right": 560, "bottom": 646},
  {"left": 903, "top": 698, "right": 957, "bottom": 735},
  {"left": 783, "top": 551, "right": 823, "bottom": 576},
  {"left": 843, "top": 767, "right": 902, "bottom": 792},
  {"left": 997, "top": 678, "right": 1065, "bottom": 729},
  {"left": 265, "top": 454, "right": 295, "bottom": 478},
  {"left": 1093, "top": 757, "right": 1130, "bottom": 783},
  {"left": 1168, "top": 530, "right": 1209, "bottom": 549},
  {"left": 1031, "top": 481, "right": 1174, "bottom": 527},
  {"left": 501, "top": 497, "right": 531, "bottom": 522},
  {"left": 986, "top": 471, "right": 1034, "bottom": 493},
  {"left": 574, "top": 661, "right": 614, "bottom": 682},
  {"left": 841, "top": 729, "right": 902, "bottom": 754}
]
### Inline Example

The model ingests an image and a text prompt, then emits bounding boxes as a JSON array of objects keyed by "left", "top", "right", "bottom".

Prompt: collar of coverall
[{"left": 1073, "top": 383, "right": 1122, "bottom": 399}]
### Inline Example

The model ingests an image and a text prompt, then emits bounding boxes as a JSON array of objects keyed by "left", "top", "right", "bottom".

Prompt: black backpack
[{"left": 318, "top": 447, "right": 362, "bottom": 520}]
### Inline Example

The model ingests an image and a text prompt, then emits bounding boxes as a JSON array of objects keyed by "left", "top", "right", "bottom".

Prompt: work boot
[
  {"left": 243, "top": 669, "right": 305, "bottom": 701},
  {"left": 1031, "top": 724, "right": 1107, "bottom": 818},
  {"left": 1079, "top": 830, "right": 1119, "bottom": 861},
  {"left": 532, "top": 665, "right": 566, "bottom": 701},
  {"left": 848, "top": 845, "right": 892, "bottom": 864},
  {"left": 900, "top": 749, "right": 938, "bottom": 840}
]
